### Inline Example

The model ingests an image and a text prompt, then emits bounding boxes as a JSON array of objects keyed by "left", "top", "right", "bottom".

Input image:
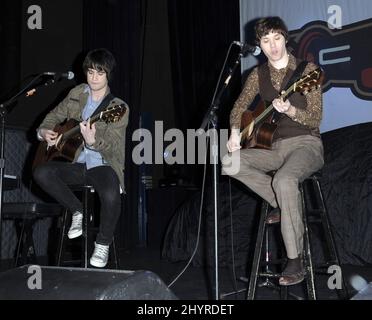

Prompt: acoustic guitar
[
  {"left": 32, "top": 103, "right": 127, "bottom": 169},
  {"left": 240, "top": 68, "right": 324, "bottom": 149}
]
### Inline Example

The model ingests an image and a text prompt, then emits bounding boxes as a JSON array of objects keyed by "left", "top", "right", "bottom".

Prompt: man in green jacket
[{"left": 33, "top": 48, "right": 129, "bottom": 268}]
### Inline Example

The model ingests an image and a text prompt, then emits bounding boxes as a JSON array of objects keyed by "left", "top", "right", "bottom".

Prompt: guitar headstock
[
  {"left": 100, "top": 104, "right": 127, "bottom": 123},
  {"left": 292, "top": 68, "right": 324, "bottom": 93}
]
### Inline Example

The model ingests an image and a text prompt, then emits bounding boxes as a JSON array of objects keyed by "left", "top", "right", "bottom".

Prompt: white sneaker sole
[
  {"left": 89, "top": 258, "right": 107, "bottom": 268},
  {"left": 67, "top": 229, "right": 83, "bottom": 239}
]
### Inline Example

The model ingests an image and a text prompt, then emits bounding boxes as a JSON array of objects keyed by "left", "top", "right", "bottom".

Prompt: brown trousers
[{"left": 222, "top": 135, "right": 324, "bottom": 259}]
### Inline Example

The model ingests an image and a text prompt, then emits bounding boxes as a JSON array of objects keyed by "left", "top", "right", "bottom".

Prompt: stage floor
[{"left": 1, "top": 246, "right": 371, "bottom": 300}]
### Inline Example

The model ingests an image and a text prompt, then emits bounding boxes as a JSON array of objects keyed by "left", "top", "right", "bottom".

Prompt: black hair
[
  {"left": 255, "top": 16, "right": 289, "bottom": 44},
  {"left": 82, "top": 48, "right": 116, "bottom": 81}
]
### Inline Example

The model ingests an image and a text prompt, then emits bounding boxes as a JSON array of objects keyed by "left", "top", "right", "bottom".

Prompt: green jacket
[{"left": 38, "top": 83, "right": 129, "bottom": 192}]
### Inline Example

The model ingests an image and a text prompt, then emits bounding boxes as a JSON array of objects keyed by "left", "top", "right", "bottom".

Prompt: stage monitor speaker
[{"left": 0, "top": 265, "right": 177, "bottom": 300}]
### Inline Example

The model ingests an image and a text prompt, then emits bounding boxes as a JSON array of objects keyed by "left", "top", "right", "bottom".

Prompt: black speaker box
[{"left": 0, "top": 265, "right": 177, "bottom": 300}]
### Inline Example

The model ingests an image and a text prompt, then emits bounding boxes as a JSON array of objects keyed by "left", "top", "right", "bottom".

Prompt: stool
[
  {"left": 2, "top": 202, "right": 64, "bottom": 267},
  {"left": 56, "top": 184, "right": 119, "bottom": 269},
  {"left": 247, "top": 172, "right": 348, "bottom": 300}
]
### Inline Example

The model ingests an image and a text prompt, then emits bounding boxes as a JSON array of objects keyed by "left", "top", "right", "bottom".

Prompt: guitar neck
[{"left": 62, "top": 113, "right": 101, "bottom": 141}]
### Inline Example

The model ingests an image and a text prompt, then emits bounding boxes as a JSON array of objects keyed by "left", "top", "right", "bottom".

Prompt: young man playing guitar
[
  {"left": 33, "top": 48, "right": 129, "bottom": 268},
  {"left": 222, "top": 17, "right": 324, "bottom": 286}
]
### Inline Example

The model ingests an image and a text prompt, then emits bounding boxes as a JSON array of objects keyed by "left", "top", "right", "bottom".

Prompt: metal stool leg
[
  {"left": 82, "top": 187, "right": 91, "bottom": 268},
  {"left": 111, "top": 236, "right": 119, "bottom": 269},
  {"left": 56, "top": 209, "right": 68, "bottom": 266},
  {"left": 247, "top": 201, "right": 269, "bottom": 299},
  {"left": 258, "top": 217, "right": 279, "bottom": 289},
  {"left": 300, "top": 182, "right": 316, "bottom": 300},
  {"left": 14, "top": 219, "right": 26, "bottom": 267},
  {"left": 14, "top": 219, "right": 38, "bottom": 267},
  {"left": 247, "top": 201, "right": 300, "bottom": 300},
  {"left": 313, "top": 178, "right": 349, "bottom": 299}
]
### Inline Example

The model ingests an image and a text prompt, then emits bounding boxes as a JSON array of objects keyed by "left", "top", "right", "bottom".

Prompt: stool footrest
[
  {"left": 259, "top": 272, "right": 282, "bottom": 278},
  {"left": 260, "top": 258, "right": 286, "bottom": 266}
]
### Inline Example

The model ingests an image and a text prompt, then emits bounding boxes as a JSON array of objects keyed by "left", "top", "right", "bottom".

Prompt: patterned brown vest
[{"left": 257, "top": 60, "right": 319, "bottom": 142}]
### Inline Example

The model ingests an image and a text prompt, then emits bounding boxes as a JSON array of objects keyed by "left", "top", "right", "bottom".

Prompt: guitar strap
[
  {"left": 90, "top": 93, "right": 115, "bottom": 118},
  {"left": 272, "top": 60, "right": 308, "bottom": 122}
]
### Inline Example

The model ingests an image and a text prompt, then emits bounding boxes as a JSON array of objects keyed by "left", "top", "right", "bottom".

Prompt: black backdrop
[
  {"left": 167, "top": 0, "right": 240, "bottom": 188},
  {"left": 0, "top": 1, "right": 21, "bottom": 105},
  {"left": 82, "top": 0, "right": 146, "bottom": 248},
  {"left": 168, "top": 0, "right": 240, "bottom": 132}
]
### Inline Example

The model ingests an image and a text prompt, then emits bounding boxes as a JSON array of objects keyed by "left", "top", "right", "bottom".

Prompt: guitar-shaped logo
[
  {"left": 240, "top": 68, "right": 324, "bottom": 149},
  {"left": 33, "top": 103, "right": 127, "bottom": 168},
  {"left": 289, "top": 18, "right": 372, "bottom": 100}
]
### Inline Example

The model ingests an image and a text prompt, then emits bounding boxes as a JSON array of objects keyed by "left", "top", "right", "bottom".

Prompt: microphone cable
[{"left": 167, "top": 124, "right": 209, "bottom": 288}]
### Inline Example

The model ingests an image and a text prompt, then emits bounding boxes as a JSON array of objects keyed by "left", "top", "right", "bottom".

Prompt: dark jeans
[{"left": 33, "top": 161, "right": 122, "bottom": 245}]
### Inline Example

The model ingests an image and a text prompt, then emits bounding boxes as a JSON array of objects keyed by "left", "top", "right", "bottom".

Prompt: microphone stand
[
  {"left": 0, "top": 74, "right": 55, "bottom": 261},
  {"left": 199, "top": 44, "right": 245, "bottom": 300}
]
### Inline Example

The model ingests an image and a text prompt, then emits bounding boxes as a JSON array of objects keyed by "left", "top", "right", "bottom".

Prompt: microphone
[
  {"left": 43, "top": 71, "right": 75, "bottom": 80},
  {"left": 233, "top": 41, "right": 261, "bottom": 56}
]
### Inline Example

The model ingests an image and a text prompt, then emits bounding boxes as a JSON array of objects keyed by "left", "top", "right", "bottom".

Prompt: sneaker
[
  {"left": 90, "top": 242, "right": 109, "bottom": 268},
  {"left": 67, "top": 212, "right": 83, "bottom": 239}
]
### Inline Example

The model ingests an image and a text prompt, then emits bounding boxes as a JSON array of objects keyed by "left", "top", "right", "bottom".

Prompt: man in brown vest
[{"left": 222, "top": 17, "right": 324, "bottom": 286}]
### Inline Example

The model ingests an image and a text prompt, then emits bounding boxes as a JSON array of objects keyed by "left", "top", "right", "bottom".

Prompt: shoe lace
[
  {"left": 71, "top": 213, "right": 83, "bottom": 229},
  {"left": 94, "top": 244, "right": 109, "bottom": 258}
]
